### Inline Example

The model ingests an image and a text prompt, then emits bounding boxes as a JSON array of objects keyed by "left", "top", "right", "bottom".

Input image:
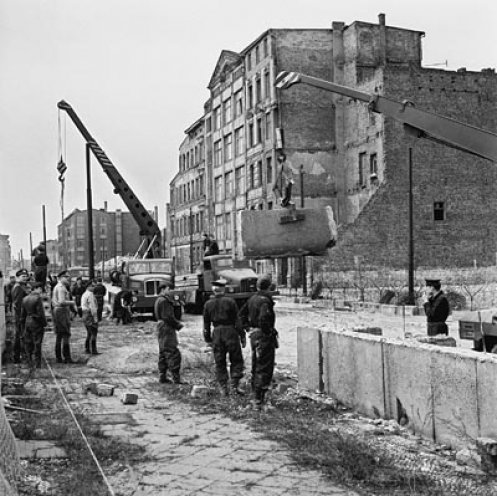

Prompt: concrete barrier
[
  {"left": 296, "top": 327, "right": 322, "bottom": 392},
  {"left": 298, "top": 326, "right": 497, "bottom": 449},
  {"left": 383, "top": 340, "right": 435, "bottom": 441},
  {"left": 322, "top": 330, "right": 386, "bottom": 418}
]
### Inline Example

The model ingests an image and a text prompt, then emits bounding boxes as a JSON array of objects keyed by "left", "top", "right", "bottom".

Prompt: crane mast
[{"left": 57, "top": 100, "right": 162, "bottom": 258}]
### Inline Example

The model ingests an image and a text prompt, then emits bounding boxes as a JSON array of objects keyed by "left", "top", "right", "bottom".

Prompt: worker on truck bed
[
  {"left": 203, "top": 233, "right": 219, "bottom": 257},
  {"left": 203, "top": 279, "right": 245, "bottom": 396},
  {"left": 423, "top": 278, "right": 450, "bottom": 336}
]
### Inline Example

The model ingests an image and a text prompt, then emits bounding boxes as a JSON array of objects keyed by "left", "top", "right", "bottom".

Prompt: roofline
[
  {"left": 346, "top": 20, "right": 425, "bottom": 36},
  {"left": 184, "top": 115, "right": 204, "bottom": 135}
]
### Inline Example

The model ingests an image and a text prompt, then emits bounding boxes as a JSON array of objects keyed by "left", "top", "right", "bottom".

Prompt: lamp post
[
  {"left": 300, "top": 165, "right": 307, "bottom": 296},
  {"left": 407, "top": 146, "right": 415, "bottom": 305}
]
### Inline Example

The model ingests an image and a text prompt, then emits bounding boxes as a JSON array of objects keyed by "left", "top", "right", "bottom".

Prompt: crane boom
[
  {"left": 275, "top": 71, "right": 497, "bottom": 163},
  {"left": 57, "top": 100, "right": 162, "bottom": 257}
]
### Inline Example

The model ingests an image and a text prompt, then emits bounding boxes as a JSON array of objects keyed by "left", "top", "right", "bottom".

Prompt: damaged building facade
[{"left": 167, "top": 14, "right": 497, "bottom": 282}]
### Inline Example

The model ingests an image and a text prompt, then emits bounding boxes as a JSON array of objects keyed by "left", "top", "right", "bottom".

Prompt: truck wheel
[{"left": 174, "top": 305, "right": 182, "bottom": 321}]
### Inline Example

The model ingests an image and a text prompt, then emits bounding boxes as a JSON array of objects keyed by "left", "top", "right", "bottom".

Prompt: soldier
[
  {"left": 154, "top": 282, "right": 184, "bottom": 384},
  {"left": 4, "top": 275, "right": 16, "bottom": 313},
  {"left": 20, "top": 282, "right": 47, "bottom": 368},
  {"left": 423, "top": 278, "right": 450, "bottom": 336},
  {"left": 52, "top": 270, "right": 78, "bottom": 363},
  {"left": 81, "top": 279, "right": 100, "bottom": 355},
  {"left": 203, "top": 279, "right": 246, "bottom": 396},
  {"left": 93, "top": 278, "right": 107, "bottom": 322},
  {"left": 11, "top": 268, "right": 30, "bottom": 363},
  {"left": 239, "top": 274, "right": 278, "bottom": 410}
]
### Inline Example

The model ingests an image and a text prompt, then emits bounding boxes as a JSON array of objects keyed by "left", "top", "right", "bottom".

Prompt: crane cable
[{"left": 57, "top": 110, "right": 67, "bottom": 221}]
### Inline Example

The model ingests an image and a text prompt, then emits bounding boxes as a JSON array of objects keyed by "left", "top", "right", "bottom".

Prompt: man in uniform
[
  {"left": 52, "top": 271, "right": 77, "bottom": 363},
  {"left": 423, "top": 278, "right": 450, "bottom": 336},
  {"left": 81, "top": 279, "right": 100, "bottom": 355},
  {"left": 154, "top": 282, "right": 184, "bottom": 384},
  {"left": 239, "top": 274, "right": 278, "bottom": 410},
  {"left": 203, "top": 279, "right": 245, "bottom": 396},
  {"left": 20, "top": 282, "right": 47, "bottom": 368},
  {"left": 4, "top": 275, "right": 16, "bottom": 314},
  {"left": 12, "top": 268, "right": 30, "bottom": 363},
  {"left": 93, "top": 278, "right": 107, "bottom": 322}
]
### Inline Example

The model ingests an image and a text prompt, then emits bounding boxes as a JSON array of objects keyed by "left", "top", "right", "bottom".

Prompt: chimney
[
  {"left": 104, "top": 201, "right": 108, "bottom": 211},
  {"left": 154, "top": 206, "right": 159, "bottom": 222},
  {"left": 378, "top": 13, "right": 386, "bottom": 66}
]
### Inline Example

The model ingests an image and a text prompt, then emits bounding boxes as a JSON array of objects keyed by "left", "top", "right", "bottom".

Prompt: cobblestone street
[{"left": 15, "top": 306, "right": 360, "bottom": 496}]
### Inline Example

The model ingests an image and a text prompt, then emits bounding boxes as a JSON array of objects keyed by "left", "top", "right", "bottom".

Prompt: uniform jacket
[
  {"left": 21, "top": 293, "right": 47, "bottom": 328},
  {"left": 12, "top": 282, "right": 28, "bottom": 317},
  {"left": 81, "top": 289, "right": 98, "bottom": 325},
  {"left": 203, "top": 294, "right": 242, "bottom": 342},
  {"left": 239, "top": 290, "right": 275, "bottom": 332},
  {"left": 423, "top": 291, "right": 450, "bottom": 323},
  {"left": 154, "top": 294, "right": 182, "bottom": 348}
]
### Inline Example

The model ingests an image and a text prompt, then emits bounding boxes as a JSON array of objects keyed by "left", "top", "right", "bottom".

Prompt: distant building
[
  {"left": 0, "top": 234, "right": 11, "bottom": 276},
  {"left": 57, "top": 206, "right": 143, "bottom": 268}
]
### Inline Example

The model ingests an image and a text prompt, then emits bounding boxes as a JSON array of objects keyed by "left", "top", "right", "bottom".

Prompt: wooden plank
[{"left": 240, "top": 206, "right": 337, "bottom": 258}]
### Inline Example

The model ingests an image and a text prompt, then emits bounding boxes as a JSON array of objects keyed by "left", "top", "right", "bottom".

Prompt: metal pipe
[{"left": 300, "top": 165, "right": 307, "bottom": 296}]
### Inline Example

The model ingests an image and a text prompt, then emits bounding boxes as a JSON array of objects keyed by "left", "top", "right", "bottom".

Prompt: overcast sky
[{"left": 0, "top": 0, "right": 496, "bottom": 258}]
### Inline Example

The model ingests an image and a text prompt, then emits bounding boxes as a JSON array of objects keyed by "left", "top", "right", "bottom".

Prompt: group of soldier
[
  {"left": 155, "top": 273, "right": 278, "bottom": 410},
  {"left": 4, "top": 259, "right": 107, "bottom": 368}
]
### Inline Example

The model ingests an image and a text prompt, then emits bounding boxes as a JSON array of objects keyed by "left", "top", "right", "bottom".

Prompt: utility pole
[
  {"left": 189, "top": 207, "right": 194, "bottom": 273},
  {"left": 408, "top": 146, "right": 415, "bottom": 305},
  {"left": 86, "top": 143, "right": 95, "bottom": 280},
  {"left": 300, "top": 165, "right": 307, "bottom": 296},
  {"left": 42, "top": 205, "right": 47, "bottom": 246}
]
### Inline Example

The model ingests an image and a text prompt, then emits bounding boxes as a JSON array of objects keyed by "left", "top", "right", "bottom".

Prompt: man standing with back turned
[
  {"left": 203, "top": 279, "right": 245, "bottom": 396},
  {"left": 239, "top": 274, "right": 278, "bottom": 410}
]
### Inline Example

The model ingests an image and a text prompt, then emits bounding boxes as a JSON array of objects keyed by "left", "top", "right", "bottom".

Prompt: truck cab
[{"left": 120, "top": 258, "right": 182, "bottom": 319}]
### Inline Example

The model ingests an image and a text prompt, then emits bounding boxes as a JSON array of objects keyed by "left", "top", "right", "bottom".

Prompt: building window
[
  {"left": 199, "top": 174, "right": 204, "bottom": 196},
  {"left": 213, "top": 106, "right": 221, "bottom": 130},
  {"left": 255, "top": 77, "right": 262, "bottom": 103},
  {"left": 223, "top": 97, "right": 232, "bottom": 124},
  {"left": 247, "top": 82, "right": 253, "bottom": 108},
  {"left": 235, "top": 166, "right": 245, "bottom": 194},
  {"left": 249, "top": 164, "right": 255, "bottom": 189},
  {"left": 214, "top": 140, "right": 222, "bottom": 166},
  {"left": 205, "top": 116, "right": 212, "bottom": 133},
  {"left": 225, "top": 171, "right": 234, "bottom": 198},
  {"left": 225, "top": 213, "right": 232, "bottom": 239},
  {"left": 235, "top": 127, "right": 244, "bottom": 156},
  {"left": 256, "top": 118, "right": 262, "bottom": 144},
  {"left": 235, "top": 89, "right": 243, "bottom": 116},
  {"left": 246, "top": 53, "right": 252, "bottom": 72},
  {"left": 264, "top": 70, "right": 270, "bottom": 100},
  {"left": 266, "top": 156, "right": 273, "bottom": 185},
  {"left": 256, "top": 160, "right": 262, "bottom": 187},
  {"left": 224, "top": 133, "right": 233, "bottom": 162},
  {"left": 370, "top": 153, "right": 378, "bottom": 175},
  {"left": 262, "top": 38, "right": 268, "bottom": 58},
  {"left": 216, "top": 215, "right": 224, "bottom": 241},
  {"left": 255, "top": 45, "right": 260, "bottom": 64},
  {"left": 268, "top": 201, "right": 273, "bottom": 210},
  {"left": 215, "top": 176, "right": 223, "bottom": 202},
  {"left": 434, "top": 202, "right": 445, "bottom": 221},
  {"left": 265, "top": 111, "right": 272, "bottom": 141},
  {"left": 359, "top": 152, "right": 367, "bottom": 187},
  {"left": 247, "top": 122, "right": 254, "bottom": 148}
]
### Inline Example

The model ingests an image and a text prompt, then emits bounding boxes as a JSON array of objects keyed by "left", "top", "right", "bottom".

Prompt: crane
[
  {"left": 57, "top": 100, "right": 162, "bottom": 258},
  {"left": 275, "top": 71, "right": 497, "bottom": 163}
]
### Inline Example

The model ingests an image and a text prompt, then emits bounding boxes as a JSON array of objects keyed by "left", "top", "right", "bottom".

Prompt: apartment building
[
  {"left": 0, "top": 234, "right": 11, "bottom": 276},
  {"left": 169, "top": 14, "right": 497, "bottom": 277},
  {"left": 167, "top": 117, "right": 207, "bottom": 273},
  {"left": 57, "top": 206, "right": 142, "bottom": 268}
]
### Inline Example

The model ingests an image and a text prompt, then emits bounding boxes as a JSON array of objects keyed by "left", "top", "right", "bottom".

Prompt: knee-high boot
[
  {"left": 55, "top": 336, "right": 63, "bottom": 363},
  {"left": 63, "top": 342, "right": 74, "bottom": 364}
]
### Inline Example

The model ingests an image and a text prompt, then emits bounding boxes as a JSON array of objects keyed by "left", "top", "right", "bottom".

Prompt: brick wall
[
  {"left": 276, "top": 30, "right": 336, "bottom": 199},
  {"left": 329, "top": 66, "right": 497, "bottom": 270}
]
